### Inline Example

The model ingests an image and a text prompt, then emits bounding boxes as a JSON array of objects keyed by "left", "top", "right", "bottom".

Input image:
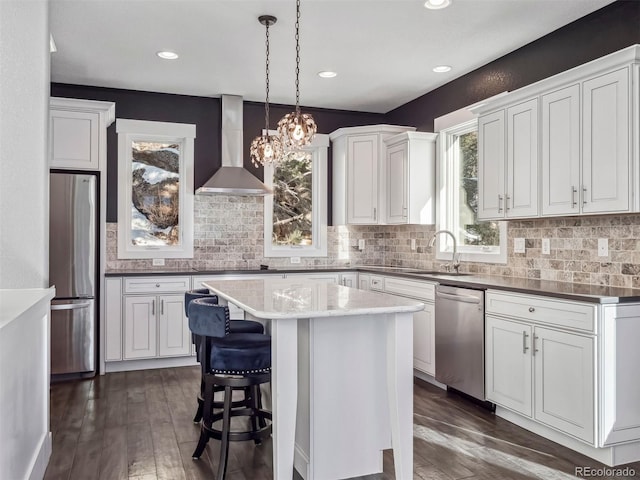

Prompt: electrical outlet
[
  {"left": 410, "top": 239, "right": 416, "bottom": 251},
  {"left": 358, "top": 239, "right": 365, "bottom": 251},
  {"left": 514, "top": 238, "right": 526, "bottom": 254},
  {"left": 152, "top": 258, "right": 165, "bottom": 266},
  {"left": 290, "top": 256, "right": 301, "bottom": 264},
  {"left": 598, "top": 238, "right": 609, "bottom": 257},
  {"left": 542, "top": 238, "right": 550, "bottom": 255}
]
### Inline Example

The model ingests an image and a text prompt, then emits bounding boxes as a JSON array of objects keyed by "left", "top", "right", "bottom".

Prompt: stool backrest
[
  {"left": 188, "top": 297, "right": 230, "bottom": 338},
  {"left": 185, "top": 289, "right": 219, "bottom": 317}
]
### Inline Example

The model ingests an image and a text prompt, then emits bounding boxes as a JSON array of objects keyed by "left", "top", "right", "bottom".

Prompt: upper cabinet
[
  {"left": 49, "top": 97, "right": 115, "bottom": 170},
  {"left": 476, "top": 45, "right": 639, "bottom": 220},
  {"left": 330, "top": 125, "right": 421, "bottom": 225},
  {"left": 384, "top": 132, "right": 437, "bottom": 225}
]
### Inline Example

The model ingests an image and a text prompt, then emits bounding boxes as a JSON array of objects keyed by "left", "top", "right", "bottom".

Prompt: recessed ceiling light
[
  {"left": 157, "top": 51, "right": 179, "bottom": 60},
  {"left": 433, "top": 65, "right": 452, "bottom": 73},
  {"left": 424, "top": 0, "right": 451, "bottom": 9},
  {"left": 318, "top": 71, "right": 337, "bottom": 78}
]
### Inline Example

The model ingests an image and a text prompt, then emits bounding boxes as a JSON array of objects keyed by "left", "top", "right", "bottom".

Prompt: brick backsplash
[{"left": 106, "top": 196, "right": 640, "bottom": 288}]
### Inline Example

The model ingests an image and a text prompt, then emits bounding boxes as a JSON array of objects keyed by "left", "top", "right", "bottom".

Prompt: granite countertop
[
  {"left": 203, "top": 278, "right": 424, "bottom": 319},
  {"left": 105, "top": 266, "right": 640, "bottom": 304}
]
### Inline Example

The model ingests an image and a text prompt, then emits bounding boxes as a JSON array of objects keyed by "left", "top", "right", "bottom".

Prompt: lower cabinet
[
  {"left": 358, "top": 274, "right": 371, "bottom": 291},
  {"left": 486, "top": 291, "right": 595, "bottom": 444}
]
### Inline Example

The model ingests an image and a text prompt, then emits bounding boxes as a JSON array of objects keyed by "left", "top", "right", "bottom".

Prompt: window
[
  {"left": 116, "top": 119, "right": 195, "bottom": 259},
  {"left": 263, "top": 133, "right": 329, "bottom": 257},
  {"left": 437, "top": 118, "right": 506, "bottom": 263}
]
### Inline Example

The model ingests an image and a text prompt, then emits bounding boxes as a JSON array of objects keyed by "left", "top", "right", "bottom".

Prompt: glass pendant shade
[
  {"left": 277, "top": 110, "right": 317, "bottom": 150},
  {"left": 250, "top": 133, "right": 283, "bottom": 168}
]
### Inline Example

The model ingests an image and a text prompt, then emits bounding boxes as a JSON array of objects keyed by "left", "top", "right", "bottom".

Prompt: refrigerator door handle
[{"left": 51, "top": 302, "right": 93, "bottom": 311}]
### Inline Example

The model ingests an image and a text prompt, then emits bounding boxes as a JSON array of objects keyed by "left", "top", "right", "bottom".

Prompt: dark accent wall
[
  {"left": 386, "top": 0, "right": 640, "bottom": 131},
  {"left": 50, "top": 84, "right": 383, "bottom": 222}
]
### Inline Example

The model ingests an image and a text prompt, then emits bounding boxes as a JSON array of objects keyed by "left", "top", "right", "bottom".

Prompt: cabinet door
[
  {"left": 358, "top": 275, "right": 371, "bottom": 291},
  {"left": 158, "top": 294, "right": 190, "bottom": 357},
  {"left": 414, "top": 303, "right": 435, "bottom": 376},
  {"left": 478, "top": 111, "right": 506, "bottom": 220},
  {"left": 533, "top": 327, "right": 594, "bottom": 444},
  {"left": 123, "top": 296, "right": 157, "bottom": 359},
  {"left": 485, "top": 316, "right": 533, "bottom": 417},
  {"left": 386, "top": 141, "right": 408, "bottom": 224},
  {"left": 339, "top": 273, "right": 358, "bottom": 288},
  {"left": 506, "top": 99, "right": 538, "bottom": 218},
  {"left": 582, "top": 67, "right": 630, "bottom": 214},
  {"left": 347, "top": 134, "right": 379, "bottom": 224},
  {"left": 541, "top": 84, "right": 581, "bottom": 216},
  {"left": 50, "top": 109, "right": 100, "bottom": 170}
]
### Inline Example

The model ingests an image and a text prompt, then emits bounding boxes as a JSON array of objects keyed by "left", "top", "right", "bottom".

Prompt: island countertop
[{"left": 202, "top": 278, "right": 425, "bottom": 319}]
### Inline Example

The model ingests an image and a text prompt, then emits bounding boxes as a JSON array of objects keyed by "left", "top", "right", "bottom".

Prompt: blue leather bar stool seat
[
  {"left": 188, "top": 297, "right": 272, "bottom": 480},
  {"left": 184, "top": 288, "right": 265, "bottom": 423}
]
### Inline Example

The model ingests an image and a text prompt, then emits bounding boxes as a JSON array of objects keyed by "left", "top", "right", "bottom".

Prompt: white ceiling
[{"left": 49, "top": 0, "right": 616, "bottom": 113}]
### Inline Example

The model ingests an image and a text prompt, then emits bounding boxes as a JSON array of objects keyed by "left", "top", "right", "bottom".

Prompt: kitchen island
[{"left": 202, "top": 278, "right": 424, "bottom": 480}]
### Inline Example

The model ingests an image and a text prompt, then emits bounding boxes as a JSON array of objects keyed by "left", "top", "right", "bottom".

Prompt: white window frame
[
  {"left": 116, "top": 119, "right": 195, "bottom": 259},
  {"left": 436, "top": 117, "right": 507, "bottom": 264},
  {"left": 263, "top": 133, "right": 329, "bottom": 257}
]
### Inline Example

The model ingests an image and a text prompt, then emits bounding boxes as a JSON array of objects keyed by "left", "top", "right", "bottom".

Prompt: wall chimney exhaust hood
[{"left": 196, "top": 95, "right": 272, "bottom": 195}]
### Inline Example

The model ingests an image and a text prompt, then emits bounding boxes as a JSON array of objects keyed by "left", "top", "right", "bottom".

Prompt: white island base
[{"left": 203, "top": 279, "right": 423, "bottom": 480}]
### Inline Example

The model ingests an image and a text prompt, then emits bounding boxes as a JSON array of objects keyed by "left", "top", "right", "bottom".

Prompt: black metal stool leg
[
  {"left": 217, "top": 385, "right": 233, "bottom": 480},
  {"left": 192, "top": 376, "right": 214, "bottom": 459}
]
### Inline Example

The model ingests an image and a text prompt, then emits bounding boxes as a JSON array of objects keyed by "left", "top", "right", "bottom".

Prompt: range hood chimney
[{"left": 196, "top": 95, "right": 272, "bottom": 195}]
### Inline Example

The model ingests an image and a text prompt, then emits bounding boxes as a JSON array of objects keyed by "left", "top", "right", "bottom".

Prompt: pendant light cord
[
  {"left": 265, "top": 20, "right": 271, "bottom": 133},
  {"left": 295, "top": 0, "right": 301, "bottom": 115}
]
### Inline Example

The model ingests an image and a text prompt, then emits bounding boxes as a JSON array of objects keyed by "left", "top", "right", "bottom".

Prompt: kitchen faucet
[{"left": 429, "top": 229, "right": 461, "bottom": 273}]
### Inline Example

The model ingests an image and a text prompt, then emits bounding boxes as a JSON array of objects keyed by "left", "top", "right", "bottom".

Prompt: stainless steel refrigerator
[{"left": 49, "top": 172, "right": 97, "bottom": 378}]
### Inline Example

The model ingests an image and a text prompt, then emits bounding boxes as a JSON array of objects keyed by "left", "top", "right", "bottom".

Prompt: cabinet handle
[
  {"left": 583, "top": 186, "right": 587, "bottom": 205},
  {"left": 156, "top": 283, "right": 160, "bottom": 288},
  {"left": 571, "top": 186, "right": 577, "bottom": 208},
  {"left": 161, "top": 299, "right": 164, "bottom": 315},
  {"left": 533, "top": 335, "right": 539, "bottom": 355},
  {"left": 522, "top": 331, "right": 529, "bottom": 354},
  {"left": 373, "top": 208, "right": 377, "bottom": 221},
  {"left": 505, "top": 195, "right": 510, "bottom": 211},
  {"left": 528, "top": 307, "right": 535, "bottom": 313},
  {"left": 152, "top": 299, "right": 155, "bottom": 315},
  {"left": 498, "top": 194, "right": 503, "bottom": 213}
]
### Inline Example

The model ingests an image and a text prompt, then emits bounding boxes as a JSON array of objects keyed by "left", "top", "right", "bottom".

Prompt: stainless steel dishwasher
[{"left": 435, "top": 284, "right": 486, "bottom": 401}]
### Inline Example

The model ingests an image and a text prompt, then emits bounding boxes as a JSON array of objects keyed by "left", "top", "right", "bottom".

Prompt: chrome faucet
[{"left": 429, "top": 229, "right": 460, "bottom": 273}]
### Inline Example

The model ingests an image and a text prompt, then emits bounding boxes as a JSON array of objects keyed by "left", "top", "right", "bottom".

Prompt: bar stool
[
  {"left": 185, "top": 288, "right": 265, "bottom": 423},
  {"left": 188, "top": 297, "right": 272, "bottom": 480}
]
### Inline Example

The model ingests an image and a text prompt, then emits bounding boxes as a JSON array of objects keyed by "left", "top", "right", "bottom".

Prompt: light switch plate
[
  {"left": 152, "top": 258, "right": 165, "bottom": 266},
  {"left": 290, "top": 256, "right": 301, "bottom": 264},
  {"left": 598, "top": 238, "right": 609, "bottom": 257},
  {"left": 514, "top": 238, "right": 526, "bottom": 254},
  {"left": 358, "top": 239, "right": 365, "bottom": 251},
  {"left": 410, "top": 239, "right": 416, "bottom": 251},
  {"left": 542, "top": 238, "right": 550, "bottom": 255}
]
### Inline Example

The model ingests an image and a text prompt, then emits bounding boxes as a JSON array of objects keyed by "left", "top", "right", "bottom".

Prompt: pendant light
[
  {"left": 250, "top": 15, "right": 284, "bottom": 168},
  {"left": 277, "top": 0, "right": 317, "bottom": 151}
]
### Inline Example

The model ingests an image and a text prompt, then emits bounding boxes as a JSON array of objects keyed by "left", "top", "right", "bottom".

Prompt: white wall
[{"left": 0, "top": 0, "right": 50, "bottom": 289}]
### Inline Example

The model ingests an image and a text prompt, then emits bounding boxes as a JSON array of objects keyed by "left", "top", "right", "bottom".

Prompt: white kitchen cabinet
[
  {"left": 541, "top": 84, "right": 581, "bottom": 216},
  {"left": 331, "top": 125, "right": 415, "bottom": 225},
  {"left": 384, "top": 132, "right": 437, "bottom": 224},
  {"left": 485, "top": 315, "right": 533, "bottom": 417},
  {"left": 486, "top": 290, "right": 595, "bottom": 444},
  {"left": 285, "top": 272, "right": 340, "bottom": 283},
  {"left": 338, "top": 272, "right": 358, "bottom": 287},
  {"left": 105, "top": 275, "right": 193, "bottom": 369},
  {"left": 49, "top": 97, "right": 115, "bottom": 170},
  {"left": 582, "top": 67, "right": 631, "bottom": 214},
  {"left": 478, "top": 98, "right": 538, "bottom": 220},
  {"left": 358, "top": 274, "right": 371, "bottom": 291},
  {"left": 477, "top": 45, "right": 639, "bottom": 220}
]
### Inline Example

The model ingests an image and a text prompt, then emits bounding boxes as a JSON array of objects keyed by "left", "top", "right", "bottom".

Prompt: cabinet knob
[
  {"left": 156, "top": 283, "right": 160, "bottom": 288},
  {"left": 528, "top": 307, "right": 535, "bottom": 313}
]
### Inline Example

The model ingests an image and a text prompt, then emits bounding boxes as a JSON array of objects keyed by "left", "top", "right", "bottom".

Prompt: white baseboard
[
  {"left": 294, "top": 443, "right": 310, "bottom": 480},
  {"left": 28, "top": 431, "right": 51, "bottom": 480},
  {"left": 105, "top": 356, "right": 198, "bottom": 373},
  {"left": 413, "top": 370, "right": 447, "bottom": 389}
]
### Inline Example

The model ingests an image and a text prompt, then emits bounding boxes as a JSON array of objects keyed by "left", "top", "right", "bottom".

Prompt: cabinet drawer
[
  {"left": 370, "top": 276, "right": 384, "bottom": 291},
  {"left": 486, "top": 290, "right": 595, "bottom": 333},
  {"left": 124, "top": 276, "right": 191, "bottom": 294},
  {"left": 384, "top": 277, "right": 435, "bottom": 302}
]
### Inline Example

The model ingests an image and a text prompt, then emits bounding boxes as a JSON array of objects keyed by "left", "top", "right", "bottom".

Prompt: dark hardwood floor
[{"left": 45, "top": 367, "right": 640, "bottom": 479}]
